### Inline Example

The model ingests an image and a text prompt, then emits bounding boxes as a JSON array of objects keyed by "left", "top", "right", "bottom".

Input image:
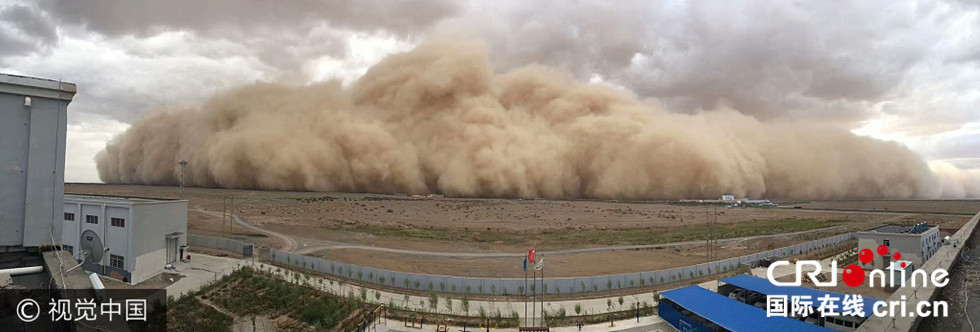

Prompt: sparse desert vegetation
[{"left": 68, "top": 184, "right": 974, "bottom": 277}]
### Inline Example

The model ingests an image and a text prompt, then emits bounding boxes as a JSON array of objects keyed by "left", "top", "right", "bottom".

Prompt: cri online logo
[
  {"left": 767, "top": 245, "right": 949, "bottom": 288},
  {"left": 844, "top": 245, "right": 901, "bottom": 287}
]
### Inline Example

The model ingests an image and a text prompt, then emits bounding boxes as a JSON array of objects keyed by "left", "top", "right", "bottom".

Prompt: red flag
[{"left": 528, "top": 248, "right": 536, "bottom": 263}]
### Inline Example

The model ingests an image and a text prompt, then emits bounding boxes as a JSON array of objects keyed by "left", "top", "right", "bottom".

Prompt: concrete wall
[
  {"left": 187, "top": 234, "right": 254, "bottom": 257},
  {"left": 131, "top": 201, "right": 188, "bottom": 259},
  {"left": 61, "top": 202, "right": 79, "bottom": 254},
  {"left": 0, "top": 74, "right": 74, "bottom": 248},
  {"left": 63, "top": 201, "right": 133, "bottom": 265},
  {"left": 269, "top": 232, "right": 855, "bottom": 295},
  {"left": 132, "top": 248, "right": 167, "bottom": 284}
]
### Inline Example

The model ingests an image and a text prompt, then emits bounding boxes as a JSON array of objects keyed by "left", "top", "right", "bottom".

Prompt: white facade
[
  {"left": 856, "top": 224, "right": 941, "bottom": 270},
  {"left": 721, "top": 194, "right": 736, "bottom": 201},
  {"left": 61, "top": 194, "right": 187, "bottom": 284},
  {"left": 0, "top": 74, "right": 75, "bottom": 249}
]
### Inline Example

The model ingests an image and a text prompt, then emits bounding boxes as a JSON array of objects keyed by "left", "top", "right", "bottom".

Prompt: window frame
[
  {"left": 64, "top": 213, "right": 75, "bottom": 221},
  {"left": 110, "top": 217, "right": 126, "bottom": 228},
  {"left": 85, "top": 215, "right": 98, "bottom": 224},
  {"left": 109, "top": 254, "right": 125, "bottom": 269}
]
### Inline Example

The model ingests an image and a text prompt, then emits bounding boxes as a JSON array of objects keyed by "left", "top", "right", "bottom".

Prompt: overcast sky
[{"left": 1, "top": 0, "right": 977, "bottom": 183}]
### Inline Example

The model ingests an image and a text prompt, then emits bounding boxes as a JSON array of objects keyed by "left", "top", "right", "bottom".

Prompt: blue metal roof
[
  {"left": 721, "top": 274, "right": 885, "bottom": 318},
  {"left": 660, "top": 286, "right": 831, "bottom": 331}
]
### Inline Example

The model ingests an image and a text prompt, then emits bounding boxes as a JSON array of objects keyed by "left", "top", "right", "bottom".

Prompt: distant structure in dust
[{"left": 677, "top": 194, "right": 774, "bottom": 207}]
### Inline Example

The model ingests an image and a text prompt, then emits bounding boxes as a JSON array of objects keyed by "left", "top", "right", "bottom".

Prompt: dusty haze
[{"left": 95, "top": 40, "right": 979, "bottom": 199}]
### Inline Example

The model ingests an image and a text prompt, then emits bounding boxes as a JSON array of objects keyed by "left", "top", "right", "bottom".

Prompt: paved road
[{"left": 222, "top": 210, "right": 909, "bottom": 258}]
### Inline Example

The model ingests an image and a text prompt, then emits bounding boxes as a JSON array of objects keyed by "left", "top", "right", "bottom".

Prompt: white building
[
  {"left": 721, "top": 194, "right": 736, "bottom": 201},
  {"left": 61, "top": 194, "right": 187, "bottom": 284},
  {"left": 0, "top": 74, "right": 75, "bottom": 250},
  {"left": 856, "top": 223, "right": 941, "bottom": 270}
]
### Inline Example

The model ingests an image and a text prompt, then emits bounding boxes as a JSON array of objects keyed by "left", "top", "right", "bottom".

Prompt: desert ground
[{"left": 66, "top": 184, "right": 976, "bottom": 277}]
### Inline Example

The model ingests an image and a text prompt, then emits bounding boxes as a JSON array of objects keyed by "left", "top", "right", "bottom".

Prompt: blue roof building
[{"left": 659, "top": 285, "right": 831, "bottom": 331}]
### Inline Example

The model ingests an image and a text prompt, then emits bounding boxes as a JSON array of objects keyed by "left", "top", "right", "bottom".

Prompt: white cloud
[
  {"left": 309, "top": 32, "right": 415, "bottom": 85},
  {"left": 65, "top": 112, "right": 129, "bottom": 182}
]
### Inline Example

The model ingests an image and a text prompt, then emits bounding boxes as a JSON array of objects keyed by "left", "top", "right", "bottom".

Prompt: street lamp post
[{"left": 178, "top": 160, "right": 188, "bottom": 199}]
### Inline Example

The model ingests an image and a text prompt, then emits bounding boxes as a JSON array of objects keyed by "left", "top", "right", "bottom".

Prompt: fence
[
  {"left": 269, "top": 233, "right": 855, "bottom": 295},
  {"left": 188, "top": 234, "right": 254, "bottom": 258}
]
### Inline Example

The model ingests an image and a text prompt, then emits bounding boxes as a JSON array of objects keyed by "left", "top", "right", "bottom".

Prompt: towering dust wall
[{"left": 96, "top": 40, "right": 975, "bottom": 199}]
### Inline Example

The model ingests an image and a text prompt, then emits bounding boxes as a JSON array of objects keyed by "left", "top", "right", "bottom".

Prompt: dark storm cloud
[
  {"left": 30, "top": 0, "right": 462, "bottom": 80},
  {"left": 0, "top": 4, "right": 57, "bottom": 57},
  {"left": 34, "top": 0, "right": 461, "bottom": 37},
  {"left": 449, "top": 0, "right": 966, "bottom": 124}
]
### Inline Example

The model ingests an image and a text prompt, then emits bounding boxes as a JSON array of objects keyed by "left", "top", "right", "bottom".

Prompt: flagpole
[
  {"left": 541, "top": 259, "right": 545, "bottom": 327},
  {"left": 532, "top": 264, "right": 536, "bottom": 326},
  {"left": 524, "top": 253, "right": 528, "bottom": 327}
]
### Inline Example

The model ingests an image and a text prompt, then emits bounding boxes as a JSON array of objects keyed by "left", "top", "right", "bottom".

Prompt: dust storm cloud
[{"left": 95, "top": 40, "right": 972, "bottom": 199}]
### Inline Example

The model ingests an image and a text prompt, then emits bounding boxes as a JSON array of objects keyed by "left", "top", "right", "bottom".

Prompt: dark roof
[
  {"left": 660, "top": 285, "right": 831, "bottom": 331},
  {"left": 721, "top": 274, "right": 884, "bottom": 318}
]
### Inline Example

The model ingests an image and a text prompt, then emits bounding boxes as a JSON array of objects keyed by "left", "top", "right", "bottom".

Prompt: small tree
[
  {"left": 444, "top": 296, "right": 454, "bottom": 314},
  {"left": 618, "top": 296, "right": 624, "bottom": 308},
  {"left": 379, "top": 276, "right": 386, "bottom": 285},
  {"left": 440, "top": 282, "right": 446, "bottom": 292},
  {"left": 461, "top": 295, "right": 470, "bottom": 316},
  {"left": 580, "top": 281, "right": 586, "bottom": 292},
  {"left": 574, "top": 303, "right": 582, "bottom": 315},
  {"left": 374, "top": 290, "right": 381, "bottom": 302},
  {"left": 428, "top": 292, "right": 438, "bottom": 311},
  {"left": 490, "top": 284, "right": 497, "bottom": 295},
  {"left": 607, "top": 299, "right": 613, "bottom": 312}
]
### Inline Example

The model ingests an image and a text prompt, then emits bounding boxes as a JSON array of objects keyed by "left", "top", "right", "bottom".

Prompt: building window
[
  {"left": 883, "top": 239, "right": 890, "bottom": 246},
  {"left": 64, "top": 213, "right": 75, "bottom": 221},
  {"left": 62, "top": 245, "right": 73, "bottom": 254},
  {"left": 109, "top": 254, "right": 124, "bottom": 269},
  {"left": 111, "top": 217, "right": 125, "bottom": 228},
  {"left": 85, "top": 215, "right": 98, "bottom": 224}
]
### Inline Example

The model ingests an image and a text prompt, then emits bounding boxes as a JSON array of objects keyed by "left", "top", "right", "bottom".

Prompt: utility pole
[
  {"left": 230, "top": 196, "right": 235, "bottom": 235},
  {"left": 713, "top": 206, "right": 718, "bottom": 261},
  {"left": 222, "top": 197, "right": 227, "bottom": 233},
  {"left": 178, "top": 160, "right": 188, "bottom": 199},
  {"left": 705, "top": 206, "right": 710, "bottom": 263}
]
